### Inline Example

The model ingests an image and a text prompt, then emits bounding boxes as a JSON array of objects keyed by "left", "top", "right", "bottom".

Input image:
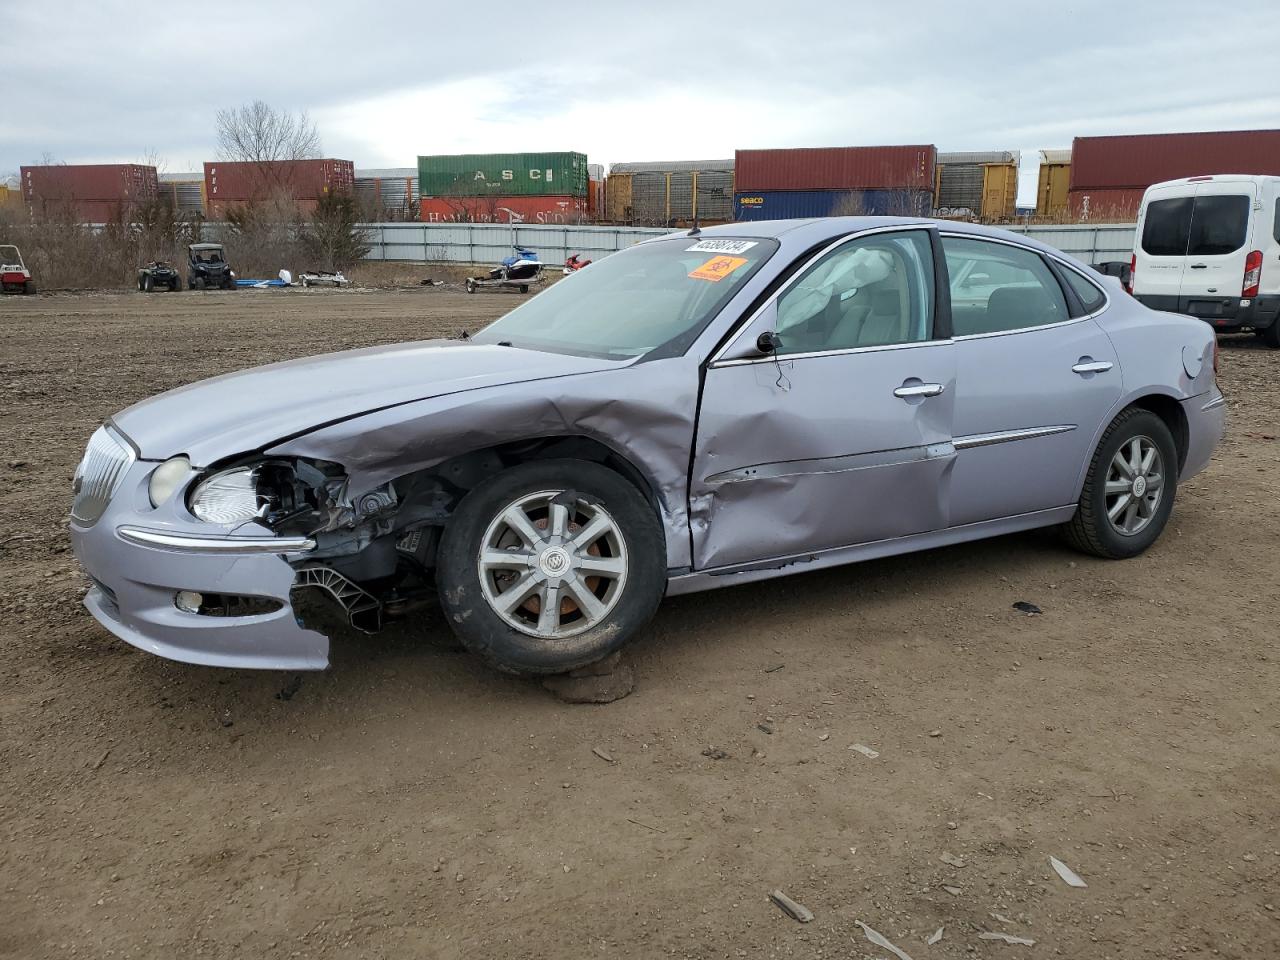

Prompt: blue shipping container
[{"left": 734, "top": 189, "right": 932, "bottom": 221}]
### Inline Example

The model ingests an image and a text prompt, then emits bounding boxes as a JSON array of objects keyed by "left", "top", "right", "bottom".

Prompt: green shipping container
[{"left": 417, "top": 152, "right": 588, "bottom": 198}]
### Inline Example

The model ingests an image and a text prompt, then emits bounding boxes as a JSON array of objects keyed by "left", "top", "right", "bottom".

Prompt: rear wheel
[
  {"left": 466, "top": 278, "right": 476, "bottom": 294},
  {"left": 169, "top": 278, "right": 181, "bottom": 292},
  {"left": 1062, "top": 408, "right": 1178, "bottom": 559},
  {"left": 436, "top": 459, "right": 665, "bottom": 675},
  {"left": 1261, "top": 323, "right": 1280, "bottom": 349},
  {"left": 519, "top": 284, "right": 530, "bottom": 293},
  {"left": 142, "top": 274, "right": 154, "bottom": 293},
  {"left": 23, "top": 280, "right": 36, "bottom": 295}
]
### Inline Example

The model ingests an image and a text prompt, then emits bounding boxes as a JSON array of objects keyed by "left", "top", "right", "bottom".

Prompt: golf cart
[
  {"left": 137, "top": 260, "right": 182, "bottom": 292},
  {"left": 1, "top": 244, "right": 35, "bottom": 295},
  {"left": 187, "top": 243, "right": 236, "bottom": 291}
]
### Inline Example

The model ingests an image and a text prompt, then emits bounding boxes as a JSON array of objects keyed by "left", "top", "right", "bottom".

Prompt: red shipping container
[
  {"left": 207, "top": 198, "right": 321, "bottom": 221},
  {"left": 27, "top": 198, "right": 146, "bottom": 223},
  {"left": 204, "top": 159, "right": 355, "bottom": 202},
  {"left": 735, "top": 145, "right": 936, "bottom": 192},
  {"left": 1070, "top": 130, "right": 1280, "bottom": 190},
  {"left": 419, "top": 195, "right": 588, "bottom": 224},
  {"left": 1067, "top": 188, "right": 1145, "bottom": 222},
  {"left": 587, "top": 178, "right": 604, "bottom": 218},
  {"left": 21, "top": 164, "right": 158, "bottom": 202}
]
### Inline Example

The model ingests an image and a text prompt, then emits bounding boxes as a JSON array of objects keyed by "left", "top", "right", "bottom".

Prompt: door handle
[
  {"left": 1072, "top": 360, "right": 1113, "bottom": 375},
  {"left": 1189, "top": 264, "right": 1208, "bottom": 269},
  {"left": 893, "top": 382, "right": 945, "bottom": 399}
]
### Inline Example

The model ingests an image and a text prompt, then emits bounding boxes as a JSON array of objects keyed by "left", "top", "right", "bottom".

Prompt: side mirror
[{"left": 756, "top": 331, "right": 782, "bottom": 355}]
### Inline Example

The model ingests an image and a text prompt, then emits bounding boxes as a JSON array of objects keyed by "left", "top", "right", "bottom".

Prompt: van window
[
  {"left": 1273, "top": 201, "right": 1280, "bottom": 244},
  {"left": 1141, "top": 197, "right": 1194, "bottom": 256},
  {"left": 1187, "top": 195, "right": 1250, "bottom": 256}
]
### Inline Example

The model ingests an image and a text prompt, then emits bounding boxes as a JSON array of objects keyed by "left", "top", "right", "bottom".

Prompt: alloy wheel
[
  {"left": 1104, "top": 435, "right": 1165, "bottom": 536},
  {"left": 476, "top": 490, "right": 629, "bottom": 639}
]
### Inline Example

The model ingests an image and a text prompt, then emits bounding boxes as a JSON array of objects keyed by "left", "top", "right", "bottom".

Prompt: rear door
[
  {"left": 1134, "top": 186, "right": 1193, "bottom": 302},
  {"left": 942, "top": 234, "right": 1122, "bottom": 527},
  {"left": 1178, "top": 179, "right": 1257, "bottom": 304}
]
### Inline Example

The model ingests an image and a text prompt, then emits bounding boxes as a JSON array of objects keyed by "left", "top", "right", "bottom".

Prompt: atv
[
  {"left": 1, "top": 244, "right": 36, "bottom": 295},
  {"left": 187, "top": 243, "right": 236, "bottom": 291},
  {"left": 137, "top": 261, "right": 182, "bottom": 293}
]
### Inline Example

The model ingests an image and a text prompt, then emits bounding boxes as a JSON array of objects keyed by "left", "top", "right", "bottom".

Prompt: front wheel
[
  {"left": 436, "top": 459, "right": 666, "bottom": 675},
  {"left": 1062, "top": 408, "right": 1178, "bottom": 559}
]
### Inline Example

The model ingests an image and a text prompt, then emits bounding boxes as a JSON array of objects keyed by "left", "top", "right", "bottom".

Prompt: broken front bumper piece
[{"left": 69, "top": 461, "right": 378, "bottom": 670}]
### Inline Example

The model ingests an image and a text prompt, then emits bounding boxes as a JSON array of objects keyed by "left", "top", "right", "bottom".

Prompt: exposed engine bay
[{"left": 209, "top": 441, "right": 612, "bottom": 634}]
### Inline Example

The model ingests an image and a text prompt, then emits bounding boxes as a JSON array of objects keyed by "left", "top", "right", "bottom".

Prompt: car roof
[
  {"left": 671, "top": 217, "right": 1075, "bottom": 264},
  {"left": 190, "top": 242, "right": 224, "bottom": 250}
]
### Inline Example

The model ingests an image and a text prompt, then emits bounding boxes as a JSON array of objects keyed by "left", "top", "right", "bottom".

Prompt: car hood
[{"left": 112, "top": 339, "right": 624, "bottom": 464}]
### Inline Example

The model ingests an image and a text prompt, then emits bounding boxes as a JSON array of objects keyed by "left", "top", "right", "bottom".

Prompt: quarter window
[
  {"left": 1062, "top": 268, "right": 1107, "bottom": 313},
  {"left": 943, "top": 237, "right": 1070, "bottom": 336},
  {"left": 774, "top": 231, "right": 934, "bottom": 355}
]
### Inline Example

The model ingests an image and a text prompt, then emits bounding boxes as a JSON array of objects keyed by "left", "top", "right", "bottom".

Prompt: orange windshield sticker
[{"left": 689, "top": 255, "right": 749, "bottom": 282}]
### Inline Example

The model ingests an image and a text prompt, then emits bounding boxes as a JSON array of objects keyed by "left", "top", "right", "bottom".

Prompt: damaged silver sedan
[{"left": 69, "top": 218, "right": 1226, "bottom": 674}]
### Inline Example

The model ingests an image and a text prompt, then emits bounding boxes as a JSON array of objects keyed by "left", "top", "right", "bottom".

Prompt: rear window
[
  {"left": 1273, "top": 200, "right": 1280, "bottom": 244},
  {"left": 1141, "top": 193, "right": 1252, "bottom": 257},
  {"left": 1187, "top": 195, "right": 1250, "bottom": 256},
  {"left": 1141, "top": 197, "right": 1193, "bottom": 256}
]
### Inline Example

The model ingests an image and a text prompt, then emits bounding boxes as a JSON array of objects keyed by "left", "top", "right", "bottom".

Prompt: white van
[{"left": 1131, "top": 175, "right": 1280, "bottom": 347}]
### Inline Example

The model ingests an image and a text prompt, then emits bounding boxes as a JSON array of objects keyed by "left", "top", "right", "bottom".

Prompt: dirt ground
[{"left": 1, "top": 288, "right": 1277, "bottom": 960}]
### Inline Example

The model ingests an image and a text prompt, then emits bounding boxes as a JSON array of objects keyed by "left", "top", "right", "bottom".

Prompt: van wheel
[
  {"left": 436, "top": 459, "right": 665, "bottom": 676},
  {"left": 1062, "top": 408, "right": 1178, "bottom": 559}
]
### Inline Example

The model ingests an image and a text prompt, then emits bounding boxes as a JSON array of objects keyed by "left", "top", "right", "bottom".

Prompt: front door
[{"left": 689, "top": 228, "right": 957, "bottom": 570}]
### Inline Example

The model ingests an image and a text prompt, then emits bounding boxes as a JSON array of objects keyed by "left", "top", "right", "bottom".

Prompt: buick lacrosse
[{"left": 70, "top": 218, "right": 1225, "bottom": 674}]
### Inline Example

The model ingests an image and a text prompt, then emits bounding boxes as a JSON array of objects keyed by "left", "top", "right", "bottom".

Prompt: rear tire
[
  {"left": 142, "top": 274, "right": 154, "bottom": 293},
  {"left": 1261, "top": 323, "right": 1280, "bottom": 349},
  {"left": 436, "top": 459, "right": 666, "bottom": 676},
  {"left": 23, "top": 280, "right": 36, "bottom": 295},
  {"left": 1062, "top": 407, "right": 1178, "bottom": 559},
  {"left": 170, "top": 279, "right": 181, "bottom": 292}
]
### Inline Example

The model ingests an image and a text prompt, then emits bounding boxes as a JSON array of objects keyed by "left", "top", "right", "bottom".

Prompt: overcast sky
[{"left": 4, "top": 0, "right": 1278, "bottom": 204}]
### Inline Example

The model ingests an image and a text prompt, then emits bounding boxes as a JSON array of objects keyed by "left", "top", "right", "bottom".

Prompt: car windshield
[
  {"left": 0, "top": 245, "right": 21, "bottom": 266},
  {"left": 471, "top": 237, "right": 777, "bottom": 359},
  {"left": 194, "top": 248, "right": 224, "bottom": 263}
]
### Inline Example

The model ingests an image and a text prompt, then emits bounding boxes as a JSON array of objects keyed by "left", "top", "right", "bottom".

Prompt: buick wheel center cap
[
  {"left": 539, "top": 547, "right": 571, "bottom": 577},
  {"left": 1132, "top": 475, "right": 1147, "bottom": 497}
]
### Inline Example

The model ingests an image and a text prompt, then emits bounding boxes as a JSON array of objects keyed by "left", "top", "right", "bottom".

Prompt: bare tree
[
  {"left": 215, "top": 100, "right": 321, "bottom": 197},
  {"left": 216, "top": 100, "right": 320, "bottom": 164}
]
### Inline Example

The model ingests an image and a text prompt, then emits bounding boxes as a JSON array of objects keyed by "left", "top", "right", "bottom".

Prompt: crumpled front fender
[{"left": 264, "top": 357, "right": 702, "bottom": 571}]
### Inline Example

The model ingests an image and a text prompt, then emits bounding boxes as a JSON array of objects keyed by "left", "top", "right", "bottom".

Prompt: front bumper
[
  {"left": 70, "top": 460, "right": 330, "bottom": 670},
  {"left": 1136, "top": 293, "right": 1280, "bottom": 332}
]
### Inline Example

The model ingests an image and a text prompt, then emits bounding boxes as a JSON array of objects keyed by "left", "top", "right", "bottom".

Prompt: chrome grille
[{"left": 72, "top": 426, "right": 135, "bottom": 526}]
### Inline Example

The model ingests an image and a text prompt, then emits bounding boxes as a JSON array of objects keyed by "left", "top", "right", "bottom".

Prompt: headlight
[
  {"left": 189, "top": 467, "right": 265, "bottom": 524},
  {"left": 148, "top": 457, "right": 192, "bottom": 507}
]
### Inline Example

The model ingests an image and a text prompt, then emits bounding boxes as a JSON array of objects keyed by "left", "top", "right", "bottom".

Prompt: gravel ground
[{"left": 1, "top": 288, "right": 1278, "bottom": 959}]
